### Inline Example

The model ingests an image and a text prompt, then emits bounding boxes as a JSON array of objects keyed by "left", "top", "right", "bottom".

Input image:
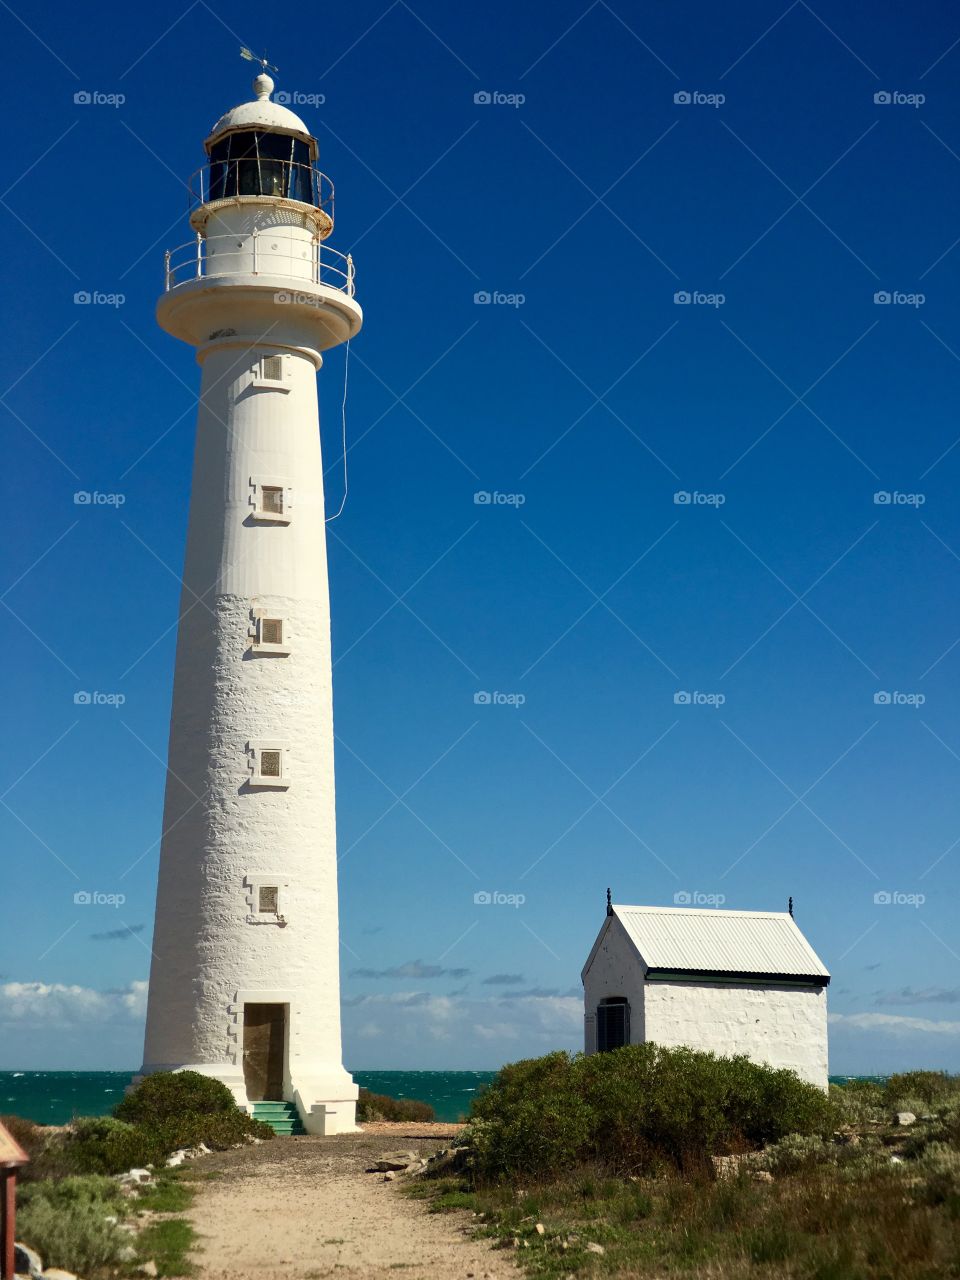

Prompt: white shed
[{"left": 582, "top": 900, "right": 830, "bottom": 1088}]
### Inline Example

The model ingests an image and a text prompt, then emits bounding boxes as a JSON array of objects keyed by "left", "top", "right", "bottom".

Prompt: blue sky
[{"left": 3, "top": 0, "right": 960, "bottom": 1074}]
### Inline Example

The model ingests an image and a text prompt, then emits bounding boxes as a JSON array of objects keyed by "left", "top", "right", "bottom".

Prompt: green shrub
[
  {"left": 65, "top": 1117, "right": 163, "bottom": 1175},
  {"left": 17, "top": 1176, "right": 128, "bottom": 1273},
  {"left": 356, "top": 1088, "right": 435, "bottom": 1122},
  {"left": 114, "top": 1069, "right": 237, "bottom": 1125},
  {"left": 830, "top": 1080, "right": 885, "bottom": 1124},
  {"left": 467, "top": 1044, "right": 834, "bottom": 1182},
  {"left": 913, "top": 1142, "right": 960, "bottom": 1207},
  {"left": 884, "top": 1071, "right": 960, "bottom": 1110},
  {"left": 149, "top": 1108, "right": 272, "bottom": 1152}
]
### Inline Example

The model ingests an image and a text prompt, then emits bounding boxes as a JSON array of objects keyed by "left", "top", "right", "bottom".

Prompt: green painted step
[{"left": 251, "top": 1101, "right": 306, "bottom": 1136}]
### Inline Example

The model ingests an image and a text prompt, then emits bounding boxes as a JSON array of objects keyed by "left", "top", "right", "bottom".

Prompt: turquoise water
[{"left": 0, "top": 1070, "right": 497, "bottom": 1125}]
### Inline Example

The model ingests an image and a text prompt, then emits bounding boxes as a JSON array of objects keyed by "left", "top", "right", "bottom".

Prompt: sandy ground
[{"left": 183, "top": 1123, "right": 517, "bottom": 1280}]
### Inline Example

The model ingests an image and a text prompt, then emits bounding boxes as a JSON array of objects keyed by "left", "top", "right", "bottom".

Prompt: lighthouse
[{"left": 139, "top": 72, "right": 361, "bottom": 1134}]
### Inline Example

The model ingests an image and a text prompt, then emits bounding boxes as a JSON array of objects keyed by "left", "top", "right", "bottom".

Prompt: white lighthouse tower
[{"left": 139, "top": 72, "right": 361, "bottom": 1134}]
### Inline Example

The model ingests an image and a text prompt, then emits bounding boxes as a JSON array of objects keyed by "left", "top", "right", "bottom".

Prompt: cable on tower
[{"left": 325, "top": 339, "right": 351, "bottom": 523}]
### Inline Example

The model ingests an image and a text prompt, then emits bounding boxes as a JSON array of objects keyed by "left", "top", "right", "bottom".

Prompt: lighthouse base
[{"left": 135, "top": 1061, "right": 359, "bottom": 1136}]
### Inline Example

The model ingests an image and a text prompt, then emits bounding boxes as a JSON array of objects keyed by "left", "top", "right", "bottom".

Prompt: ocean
[{"left": 0, "top": 1070, "right": 498, "bottom": 1126}]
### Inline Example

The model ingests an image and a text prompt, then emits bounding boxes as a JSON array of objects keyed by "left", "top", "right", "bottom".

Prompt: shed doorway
[{"left": 242, "top": 1003, "right": 286, "bottom": 1100}]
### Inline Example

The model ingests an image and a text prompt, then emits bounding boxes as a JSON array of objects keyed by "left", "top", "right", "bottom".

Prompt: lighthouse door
[{"left": 242, "top": 1003, "right": 286, "bottom": 1100}]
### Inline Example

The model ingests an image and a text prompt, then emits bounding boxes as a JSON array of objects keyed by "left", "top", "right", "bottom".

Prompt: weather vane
[{"left": 240, "top": 46, "right": 279, "bottom": 74}]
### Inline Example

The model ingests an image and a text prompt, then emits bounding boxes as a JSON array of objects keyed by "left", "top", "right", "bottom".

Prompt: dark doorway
[
  {"left": 243, "top": 1003, "right": 286, "bottom": 1100},
  {"left": 597, "top": 997, "right": 629, "bottom": 1051}
]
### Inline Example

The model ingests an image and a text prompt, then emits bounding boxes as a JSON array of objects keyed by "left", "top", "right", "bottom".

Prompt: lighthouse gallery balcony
[{"left": 164, "top": 231, "right": 355, "bottom": 295}]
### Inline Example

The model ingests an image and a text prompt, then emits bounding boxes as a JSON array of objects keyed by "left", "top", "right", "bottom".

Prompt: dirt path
[{"left": 184, "top": 1124, "right": 516, "bottom": 1280}]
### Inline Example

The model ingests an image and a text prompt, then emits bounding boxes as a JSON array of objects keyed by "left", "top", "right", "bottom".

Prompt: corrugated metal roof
[{"left": 612, "top": 904, "right": 830, "bottom": 980}]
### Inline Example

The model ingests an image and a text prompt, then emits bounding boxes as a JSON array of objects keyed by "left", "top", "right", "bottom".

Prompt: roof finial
[
  {"left": 788, "top": 896, "right": 794, "bottom": 918},
  {"left": 606, "top": 887, "right": 613, "bottom": 916}
]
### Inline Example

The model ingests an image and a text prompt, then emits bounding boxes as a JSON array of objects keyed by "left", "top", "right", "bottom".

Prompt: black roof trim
[{"left": 645, "top": 966, "right": 830, "bottom": 987}]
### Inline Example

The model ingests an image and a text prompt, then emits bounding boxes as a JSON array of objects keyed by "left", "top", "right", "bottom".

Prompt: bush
[
  {"left": 885, "top": 1071, "right": 960, "bottom": 1110},
  {"left": 149, "top": 1109, "right": 273, "bottom": 1152},
  {"left": 467, "top": 1045, "right": 835, "bottom": 1182},
  {"left": 65, "top": 1117, "right": 163, "bottom": 1175},
  {"left": 830, "top": 1080, "right": 885, "bottom": 1124},
  {"left": 357, "top": 1088, "right": 435, "bottom": 1122},
  {"left": 17, "top": 1175, "right": 128, "bottom": 1273},
  {"left": 114, "top": 1069, "right": 237, "bottom": 1125},
  {"left": 0, "top": 1113, "right": 43, "bottom": 1159}
]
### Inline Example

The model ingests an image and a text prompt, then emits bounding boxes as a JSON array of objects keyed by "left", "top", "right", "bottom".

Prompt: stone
[
  {"left": 118, "top": 1245, "right": 138, "bottom": 1263},
  {"left": 895, "top": 1111, "right": 916, "bottom": 1126},
  {"left": 137, "top": 1262, "right": 159, "bottom": 1278},
  {"left": 752, "top": 1171, "right": 774, "bottom": 1184},
  {"left": 382, "top": 1171, "right": 397, "bottom": 1182},
  {"left": 585, "top": 1241, "right": 605, "bottom": 1255},
  {"left": 43, "top": 1270, "right": 79, "bottom": 1279},
  {"left": 119, "top": 1168, "right": 153, "bottom": 1185},
  {"left": 368, "top": 1149, "right": 419, "bottom": 1172},
  {"left": 14, "top": 1243, "right": 43, "bottom": 1278},
  {"left": 166, "top": 1150, "right": 187, "bottom": 1168},
  {"left": 535, "top": 1223, "right": 545, "bottom": 1236}
]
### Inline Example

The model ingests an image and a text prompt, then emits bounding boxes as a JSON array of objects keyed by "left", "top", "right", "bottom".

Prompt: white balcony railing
[{"left": 163, "top": 232, "right": 356, "bottom": 296}]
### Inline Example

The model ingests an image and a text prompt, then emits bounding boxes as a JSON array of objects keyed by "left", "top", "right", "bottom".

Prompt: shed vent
[
  {"left": 261, "top": 486, "right": 284, "bottom": 515},
  {"left": 262, "top": 355, "right": 284, "bottom": 382},
  {"left": 260, "top": 750, "right": 282, "bottom": 778},
  {"left": 258, "top": 885, "right": 279, "bottom": 913},
  {"left": 596, "top": 998, "right": 629, "bottom": 1052},
  {"left": 261, "top": 618, "right": 283, "bottom": 646}
]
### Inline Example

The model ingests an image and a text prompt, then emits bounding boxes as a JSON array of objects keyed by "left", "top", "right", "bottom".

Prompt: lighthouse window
[
  {"left": 261, "top": 486, "right": 284, "bottom": 515},
  {"left": 207, "top": 131, "right": 316, "bottom": 205},
  {"left": 258, "top": 885, "right": 279, "bottom": 914},
  {"left": 261, "top": 618, "right": 283, "bottom": 646},
  {"left": 260, "top": 750, "right": 282, "bottom": 778},
  {"left": 261, "top": 355, "right": 284, "bottom": 382}
]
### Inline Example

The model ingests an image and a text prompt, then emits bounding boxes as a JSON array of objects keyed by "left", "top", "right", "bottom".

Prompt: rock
[
  {"left": 137, "top": 1262, "right": 159, "bottom": 1278},
  {"left": 752, "top": 1171, "right": 774, "bottom": 1184},
  {"left": 383, "top": 1171, "right": 397, "bottom": 1182},
  {"left": 535, "top": 1223, "right": 545, "bottom": 1236},
  {"left": 103, "top": 1215, "right": 119, "bottom": 1226},
  {"left": 895, "top": 1111, "right": 916, "bottom": 1126},
  {"left": 585, "top": 1241, "right": 605, "bottom": 1255},
  {"left": 118, "top": 1245, "right": 138, "bottom": 1263},
  {"left": 166, "top": 1150, "right": 187, "bottom": 1168},
  {"left": 367, "top": 1149, "right": 419, "bottom": 1172},
  {"left": 712, "top": 1153, "right": 751, "bottom": 1179},
  {"left": 119, "top": 1168, "right": 153, "bottom": 1185},
  {"left": 43, "top": 1270, "right": 79, "bottom": 1279},
  {"left": 14, "top": 1243, "right": 43, "bottom": 1278}
]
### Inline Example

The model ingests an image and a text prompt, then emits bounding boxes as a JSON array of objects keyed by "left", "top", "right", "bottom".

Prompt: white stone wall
[
  {"left": 643, "top": 981, "right": 828, "bottom": 1088},
  {"left": 582, "top": 917, "right": 829, "bottom": 1088},
  {"left": 141, "top": 333, "right": 357, "bottom": 1128}
]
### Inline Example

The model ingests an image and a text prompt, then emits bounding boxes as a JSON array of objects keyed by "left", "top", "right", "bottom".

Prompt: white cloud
[
  {"left": 0, "top": 981, "right": 147, "bottom": 1026},
  {"left": 829, "top": 1011, "right": 960, "bottom": 1037}
]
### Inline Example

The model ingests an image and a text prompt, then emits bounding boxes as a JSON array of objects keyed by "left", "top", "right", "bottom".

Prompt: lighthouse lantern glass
[{"left": 208, "top": 131, "right": 315, "bottom": 205}]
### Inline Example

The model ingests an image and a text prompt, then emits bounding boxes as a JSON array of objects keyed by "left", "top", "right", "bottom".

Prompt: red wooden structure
[{"left": 0, "top": 1122, "right": 28, "bottom": 1280}]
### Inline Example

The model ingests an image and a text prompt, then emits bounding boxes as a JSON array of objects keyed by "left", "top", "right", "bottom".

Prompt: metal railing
[
  {"left": 163, "top": 232, "right": 356, "bottom": 295},
  {"left": 189, "top": 159, "right": 334, "bottom": 216}
]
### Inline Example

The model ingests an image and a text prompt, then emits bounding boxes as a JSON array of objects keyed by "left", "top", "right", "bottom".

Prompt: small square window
[
  {"left": 261, "top": 355, "right": 284, "bottom": 382},
  {"left": 261, "top": 618, "right": 283, "bottom": 646},
  {"left": 258, "top": 884, "right": 279, "bottom": 913},
  {"left": 260, "top": 749, "right": 282, "bottom": 778},
  {"left": 261, "top": 486, "right": 284, "bottom": 516}
]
